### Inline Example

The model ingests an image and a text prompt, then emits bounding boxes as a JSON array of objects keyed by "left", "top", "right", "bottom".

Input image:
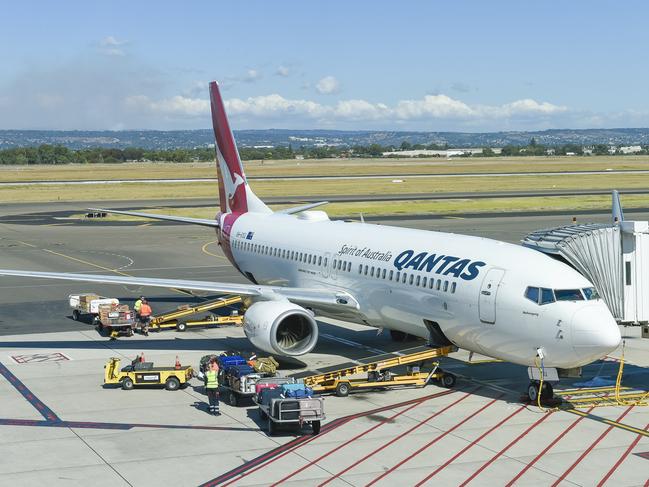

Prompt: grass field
[
  {"left": 2, "top": 155, "right": 649, "bottom": 181},
  {"left": 2, "top": 157, "right": 649, "bottom": 215}
]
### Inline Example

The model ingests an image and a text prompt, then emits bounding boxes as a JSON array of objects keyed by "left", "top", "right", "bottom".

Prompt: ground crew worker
[
  {"left": 204, "top": 359, "right": 220, "bottom": 415},
  {"left": 139, "top": 299, "right": 152, "bottom": 336}
]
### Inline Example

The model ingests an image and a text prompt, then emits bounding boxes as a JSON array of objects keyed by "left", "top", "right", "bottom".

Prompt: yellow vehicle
[
  {"left": 301, "top": 345, "right": 456, "bottom": 397},
  {"left": 149, "top": 296, "right": 243, "bottom": 332},
  {"left": 104, "top": 357, "right": 193, "bottom": 391}
]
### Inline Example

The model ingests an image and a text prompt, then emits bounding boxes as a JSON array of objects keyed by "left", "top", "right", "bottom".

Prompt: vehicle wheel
[
  {"left": 259, "top": 408, "right": 268, "bottom": 420},
  {"left": 527, "top": 382, "right": 539, "bottom": 402},
  {"left": 335, "top": 382, "right": 350, "bottom": 397},
  {"left": 177, "top": 322, "right": 187, "bottom": 332},
  {"left": 541, "top": 382, "right": 554, "bottom": 400},
  {"left": 127, "top": 328, "right": 134, "bottom": 337},
  {"left": 165, "top": 377, "right": 181, "bottom": 391},
  {"left": 441, "top": 373, "right": 456, "bottom": 388},
  {"left": 229, "top": 391, "right": 237, "bottom": 406},
  {"left": 312, "top": 420, "right": 321, "bottom": 435},
  {"left": 267, "top": 417, "right": 276, "bottom": 436},
  {"left": 72, "top": 310, "right": 80, "bottom": 321},
  {"left": 121, "top": 377, "right": 134, "bottom": 390}
]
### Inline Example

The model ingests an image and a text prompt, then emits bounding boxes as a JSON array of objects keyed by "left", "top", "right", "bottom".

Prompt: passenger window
[
  {"left": 323, "top": 258, "right": 327, "bottom": 267},
  {"left": 422, "top": 277, "right": 427, "bottom": 288},
  {"left": 381, "top": 269, "right": 386, "bottom": 279},
  {"left": 370, "top": 267, "right": 375, "bottom": 277},
  {"left": 451, "top": 282, "right": 456, "bottom": 293},
  {"left": 358, "top": 264, "right": 363, "bottom": 274},
  {"left": 308, "top": 255, "right": 312, "bottom": 264},
  {"left": 333, "top": 259, "right": 337, "bottom": 269},
  {"left": 436, "top": 280, "right": 441, "bottom": 290},
  {"left": 415, "top": 275, "right": 420, "bottom": 286},
  {"left": 443, "top": 281, "right": 448, "bottom": 292},
  {"left": 338, "top": 260, "right": 343, "bottom": 270},
  {"left": 364, "top": 265, "right": 368, "bottom": 275},
  {"left": 318, "top": 256, "right": 322, "bottom": 266},
  {"left": 402, "top": 273, "right": 407, "bottom": 284},
  {"left": 525, "top": 287, "right": 540, "bottom": 304},
  {"left": 389, "top": 270, "right": 394, "bottom": 280},
  {"left": 540, "top": 288, "right": 555, "bottom": 304},
  {"left": 429, "top": 279, "right": 434, "bottom": 289}
]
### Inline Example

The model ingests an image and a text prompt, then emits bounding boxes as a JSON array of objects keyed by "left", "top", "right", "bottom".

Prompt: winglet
[{"left": 612, "top": 190, "right": 625, "bottom": 223}]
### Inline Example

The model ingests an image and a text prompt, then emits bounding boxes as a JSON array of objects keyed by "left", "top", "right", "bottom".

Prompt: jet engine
[{"left": 243, "top": 300, "right": 319, "bottom": 356}]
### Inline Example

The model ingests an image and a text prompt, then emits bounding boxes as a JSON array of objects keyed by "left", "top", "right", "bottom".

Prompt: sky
[{"left": 1, "top": 1, "right": 648, "bottom": 132}]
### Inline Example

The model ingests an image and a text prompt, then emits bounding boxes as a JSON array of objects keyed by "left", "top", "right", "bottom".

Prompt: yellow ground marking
[
  {"left": 556, "top": 386, "right": 631, "bottom": 396},
  {"left": 137, "top": 223, "right": 152, "bottom": 227},
  {"left": 443, "top": 216, "right": 466, "bottom": 220},
  {"left": 201, "top": 240, "right": 227, "bottom": 260}
]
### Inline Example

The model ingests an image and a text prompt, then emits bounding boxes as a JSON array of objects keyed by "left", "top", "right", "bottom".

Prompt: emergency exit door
[{"left": 479, "top": 268, "right": 505, "bottom": 324}]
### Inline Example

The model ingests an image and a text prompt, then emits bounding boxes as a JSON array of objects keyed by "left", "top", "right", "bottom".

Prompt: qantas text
[{"left": 393, "top": 250, "right": 486, "bottom": 281}]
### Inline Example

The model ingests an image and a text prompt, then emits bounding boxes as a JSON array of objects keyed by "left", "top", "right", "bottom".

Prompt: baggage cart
[
  {"left": 255, "top": 383, "right": 325, "bottom": 436},
  {"left": 69, "top": 293, "right": 119, "bottom": 323}
]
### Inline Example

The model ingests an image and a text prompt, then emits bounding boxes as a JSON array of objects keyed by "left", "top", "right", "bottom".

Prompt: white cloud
[
  {"left": 242, "top": 69, "right": 261, "bottom": 83},
  {"left": 276, "top": 65, "right": 290, "bottom": 77},
  {"left": 123, "top": 91, "right": 570, "bottom": 128},
  {"left": 125, "top": 95, "right": 209, "bottom": 117},
  {"left": 99, "top": 36, "right": 128, "bottom": 56},
  {"left": 316, "top": 76, "right": 340, "bottom": 95}
]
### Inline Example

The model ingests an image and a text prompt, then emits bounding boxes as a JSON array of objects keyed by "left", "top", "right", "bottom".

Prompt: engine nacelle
[{"left": 243, "top": 300, "right": 318, "bottom": 356}]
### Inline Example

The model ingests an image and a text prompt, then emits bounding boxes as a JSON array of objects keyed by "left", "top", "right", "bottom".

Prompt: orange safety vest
[{"left": 140, "top": 303, "right": 152, "bottom": 317}]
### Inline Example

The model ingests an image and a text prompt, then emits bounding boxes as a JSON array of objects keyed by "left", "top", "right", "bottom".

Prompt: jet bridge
[{"left": 522, "top": 191, "right": 649, "bottom": 336}]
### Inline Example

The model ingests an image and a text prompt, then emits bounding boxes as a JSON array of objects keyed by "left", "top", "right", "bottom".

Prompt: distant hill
[{"left": 2, "top": 128, "right": 649, "bottom": 150}]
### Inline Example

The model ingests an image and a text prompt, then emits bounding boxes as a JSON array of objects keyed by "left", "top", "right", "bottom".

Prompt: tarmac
[{"left": 0, "top": 202, "right": 648, "bottom": 486}]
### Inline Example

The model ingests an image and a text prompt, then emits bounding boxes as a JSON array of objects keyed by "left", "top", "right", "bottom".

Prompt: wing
[
  {"left": 87, "top": 208, "right": 219, "bottom": 227},
  {"left": 0, "top": 269, "right": 359, "bottom": 310},
  {"left": 276, "top": 201, "right": 329, "bottom": 214}
]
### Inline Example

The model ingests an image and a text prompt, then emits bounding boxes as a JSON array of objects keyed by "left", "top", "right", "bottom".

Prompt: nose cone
[{"left": 572, "top": 305, "right": 621, "bottom": 364}]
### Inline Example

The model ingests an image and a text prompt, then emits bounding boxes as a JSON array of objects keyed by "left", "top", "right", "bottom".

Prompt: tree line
[{"left": 0, "top": 140, "right": 647, "bottom": 165}]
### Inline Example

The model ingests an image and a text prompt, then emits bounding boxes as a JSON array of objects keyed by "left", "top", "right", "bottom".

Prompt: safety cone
[{"left": 175, "top": 355, "right": 181, "bottom": 370}]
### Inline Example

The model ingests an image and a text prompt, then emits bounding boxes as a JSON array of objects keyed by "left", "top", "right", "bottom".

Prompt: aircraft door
[{"left": 479, "top": 268, "right": 505, "bottom": 324}]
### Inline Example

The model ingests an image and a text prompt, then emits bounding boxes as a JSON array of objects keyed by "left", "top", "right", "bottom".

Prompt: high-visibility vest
[
  {"left": 140, "top": 303, "right": 152, "bottom": 317},
  {"left": 134, "top": 299, "right": 142, "bottom": 312},
  {"left": 205, "top": 370, "right": 219, "bottom": 389}
]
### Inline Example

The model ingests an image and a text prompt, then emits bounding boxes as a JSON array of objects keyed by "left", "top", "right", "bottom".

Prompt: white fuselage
[{"left": 223, "top": 211, "right": 621, "bottom": 369}]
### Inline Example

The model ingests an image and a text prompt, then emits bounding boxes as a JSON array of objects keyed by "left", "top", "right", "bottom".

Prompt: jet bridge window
[{"left": 554, "top": 289, "right": 584, "bottom": 301}]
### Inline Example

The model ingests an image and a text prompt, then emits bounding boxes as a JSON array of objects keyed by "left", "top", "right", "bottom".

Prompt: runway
[{"left": 0, "top": 202, "right": 647, "bottom": 486}]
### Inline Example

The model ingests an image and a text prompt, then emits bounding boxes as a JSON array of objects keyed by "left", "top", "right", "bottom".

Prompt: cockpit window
[
  {"left": 554, "top": 289, "right": 584, "bottom": 301},
  {"left": 525, "top": 287, "right": 540, "bottom": 304},
  {"left": 540, "top": 288, "right": 555, "bottom": 304},
  {"left": 582, "top": 287, "right": 600, "bottom": 300}
]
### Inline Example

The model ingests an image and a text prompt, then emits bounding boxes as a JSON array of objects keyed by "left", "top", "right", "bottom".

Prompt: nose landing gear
[{"left": 527, "top": 381, "right": 554, "bottom": 403}]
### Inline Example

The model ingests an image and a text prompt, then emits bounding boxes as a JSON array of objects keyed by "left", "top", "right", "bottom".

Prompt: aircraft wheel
[
  {"left": 541, "top": 382, "right": 554, "bottom": 400},
  {"left": 527, "top": 382, "right": 539, "bottom": 402}
]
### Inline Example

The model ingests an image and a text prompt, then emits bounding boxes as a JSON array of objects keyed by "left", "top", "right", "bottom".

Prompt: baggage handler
[
  {"left": 133, "top": 296, "right": 144, "bottom": 331},
  {"left": 139, "top": 299, "right": 152, "bottom": 336},
  {"left": 204, "top": 359, "right": 220, "bottom": 415}
]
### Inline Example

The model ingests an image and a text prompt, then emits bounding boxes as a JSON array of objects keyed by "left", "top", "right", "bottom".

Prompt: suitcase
[
  {"left": 281, "top": 383, "right": 306, "bottom": 394},
  {"left": 218, "top": 355, "right": 247, "bottom": 368},
  {"left": 284, "top": 387, "right": 314, "bottom": 399},
  {"left": 226, "top": 364, "right": 255, "bottom": 378},
  {"left": 259, "top": 387, "right": 282, "bottom": 406},
  {"left": 255, "top": 382, "right": 279, "bottom": 395}
]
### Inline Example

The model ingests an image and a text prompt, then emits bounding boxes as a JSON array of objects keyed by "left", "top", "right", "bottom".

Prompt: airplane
[{"left": 0, "top": 81, "right": 621, "bottom": 401}]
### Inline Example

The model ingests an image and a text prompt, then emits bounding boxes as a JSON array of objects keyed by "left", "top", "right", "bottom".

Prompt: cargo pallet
[
  {"left": 149, "top": 296, "right": 243, "bottom": 332},
  {"left": 298, "top": 345, "right": 457, "bottom": 397}
]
